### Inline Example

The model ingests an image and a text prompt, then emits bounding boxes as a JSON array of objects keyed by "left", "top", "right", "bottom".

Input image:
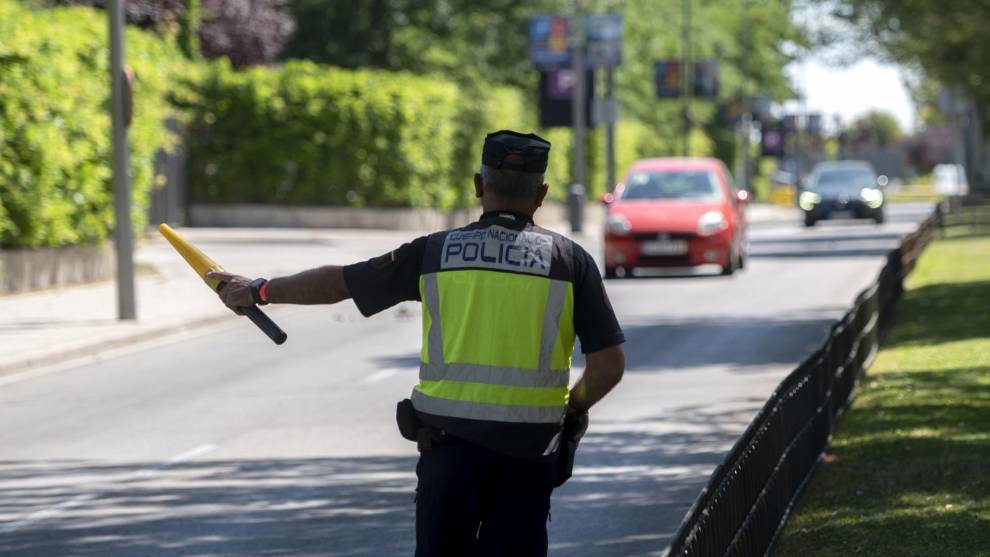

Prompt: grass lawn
[{"left": 773, "top": 210, "right": 990, "bottom": 556}]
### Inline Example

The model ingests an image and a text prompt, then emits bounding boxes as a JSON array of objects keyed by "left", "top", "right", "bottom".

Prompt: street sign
[
  {"left": 753, "top": 94, "right": 772, "bottom": 123},
  {"left": 717, "top": 97, "right": 743, "bottom": 125},
  {"left": 529, "top": 15, "right": 571, "bottom": 69},
  {"left": 761, "top": 124, "right": 785, "bottom": 157},
  {"left": 586, "top": 14, "right": 622, "bottom": 67},
  {"left": 807, "top": 113, "right": 823, "bottom": 136},
  {"left": 654, "top": 61, "right": 682, "bottom": 98},
  {"left": 539, "top": 69, "right": 595, "bottom": 128},
  {"left": 592, "top": 97, "right": 619, "bottom": 126},
  {"left": 782, "top": 114, "right": 797, "bottom": 132},
  {"left": 692, "top": 59, "right": 719, "bottom": 98}
]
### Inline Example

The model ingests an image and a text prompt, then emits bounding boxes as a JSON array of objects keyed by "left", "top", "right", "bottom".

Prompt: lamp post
[{"left": 109, "top": 0, "right": 135, "bottom": 320}]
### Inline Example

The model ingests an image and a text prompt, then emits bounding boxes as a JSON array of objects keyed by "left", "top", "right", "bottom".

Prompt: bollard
[{"left": 568, "top": 184, "right": 585, "bottom": 233}]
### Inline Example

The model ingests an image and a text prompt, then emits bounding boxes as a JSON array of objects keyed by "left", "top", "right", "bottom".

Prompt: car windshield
[
  {"left": 812, "top": 168, "right": 876, "bottom": 192},
  {"left": 621, "top": 170, "right": 723, "bottom": 201}
]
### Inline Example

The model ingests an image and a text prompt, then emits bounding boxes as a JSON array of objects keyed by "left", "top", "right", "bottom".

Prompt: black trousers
[{"left": 415, "top": 438, "right": 557, "bottom": 557}]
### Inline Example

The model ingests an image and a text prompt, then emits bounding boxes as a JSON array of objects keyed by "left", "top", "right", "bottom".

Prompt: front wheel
[
  {"left": 720, "top": 252, "right": 737, "bottom": 276},
  {"left": 874, "top": 213, "right": 885, "bottom": 225},
  {"left": 605, "top": 266, "right": 618, "bottom": 279},
  {"left": 804, "top": 215, "right": 817, "bottom": 227}
]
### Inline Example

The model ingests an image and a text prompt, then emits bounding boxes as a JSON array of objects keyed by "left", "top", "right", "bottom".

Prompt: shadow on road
[
  {"left": 746, "top": 227, "right": 905, "bottom": 259},
  {"left": 552, "top": 398, "right": 767, "bottom": 556},
  {"left": 748, "top": 232, "right": 904, "bottom": 246},
  {"left": 0, "top": 399, "right": 763, "bottom": 557},
  {"left": 572, "top": 314, "right": 836, "bottom": 371},
  {"left": 0, "top": 456, "right": 418, "bottom": 557},
  {"left": 377, "top": 312, "right": 838, "bottom": 373}
]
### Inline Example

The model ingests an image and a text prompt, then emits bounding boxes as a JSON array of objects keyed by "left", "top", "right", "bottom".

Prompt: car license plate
[
  {"left": 831, "top": 210, "right": 853, "bottom": 219},
  {"left": 641, "top": 240, "right": 688, "bottom": 256}
]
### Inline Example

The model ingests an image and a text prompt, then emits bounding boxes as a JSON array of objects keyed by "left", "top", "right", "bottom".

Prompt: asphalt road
[{"left": 0, "top": 203, "right": 933, "bottom": 556}]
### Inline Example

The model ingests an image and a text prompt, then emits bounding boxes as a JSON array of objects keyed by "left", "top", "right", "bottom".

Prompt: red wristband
[{"left": 258, "top": 280, "right": 270, "bottom": 303}]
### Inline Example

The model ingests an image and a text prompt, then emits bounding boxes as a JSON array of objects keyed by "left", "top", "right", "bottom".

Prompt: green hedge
[
  {"left": 0, "top": 0, "right": 669, "bottom": 250},
  {"left": 179, "top": 60, "right": 549, "bottom": 209},
  {"left": 0, "top": 0, "right": 187, "bottom": 248},
  {"left": 179, "top": 60, "right": 657, "bottom": 208}
]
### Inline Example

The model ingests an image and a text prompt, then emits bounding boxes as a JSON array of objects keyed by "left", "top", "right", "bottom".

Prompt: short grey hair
[{"left": 479, "top": 164, "right": 545, "bottom": 199}]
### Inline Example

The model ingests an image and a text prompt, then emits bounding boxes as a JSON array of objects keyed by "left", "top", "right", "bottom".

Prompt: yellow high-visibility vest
[{"left": 410, "top": 219, "right": 576, "bottom": 425}]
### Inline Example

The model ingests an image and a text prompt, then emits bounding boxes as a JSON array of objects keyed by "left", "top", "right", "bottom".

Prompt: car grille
[
  {"left": 821, "top": 198, "right": 870, "bottom": 209},
  {"left": 639, "top": 255, "right": 693, "bottom": 266},
  {"left": 632, "top": 232, "right": 695, "bottom": 242}
]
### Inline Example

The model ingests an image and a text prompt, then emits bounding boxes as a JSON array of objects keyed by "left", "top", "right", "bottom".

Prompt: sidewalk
[{"left": 0, "top": 204, "right": 798, "bottom": 375}]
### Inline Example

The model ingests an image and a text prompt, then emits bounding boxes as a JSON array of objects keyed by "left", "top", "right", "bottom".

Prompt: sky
[{"left": 785, "top": 56, "right": 917, "bottom": 134}]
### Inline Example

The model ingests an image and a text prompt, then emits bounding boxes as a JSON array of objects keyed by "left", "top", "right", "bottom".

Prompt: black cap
[{"left": 482, "top": 130, "right": 551, "bottom": 173}]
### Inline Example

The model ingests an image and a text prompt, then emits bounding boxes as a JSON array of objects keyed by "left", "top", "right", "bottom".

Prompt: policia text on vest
[
  {"left": 205, "top": 129, "right": 625, "bottom": 557},
  {"left": 442, "top": 226, "right": 552, "bottom": 272}
]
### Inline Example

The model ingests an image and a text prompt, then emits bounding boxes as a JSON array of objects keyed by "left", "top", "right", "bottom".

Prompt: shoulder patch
[{"left": 369, "top": 250, "right": 395, "bottom": 270}]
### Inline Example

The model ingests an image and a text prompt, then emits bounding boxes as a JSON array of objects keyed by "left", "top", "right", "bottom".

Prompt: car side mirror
[
  {"left": 600, "top": 192, "right": 615, "bottom": 205},
  {"left": 736, "top": 190, "right": 751, "bottom": 204}
]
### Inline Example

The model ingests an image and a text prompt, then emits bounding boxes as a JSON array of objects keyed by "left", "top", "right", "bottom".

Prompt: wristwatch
[{"left": 250, "top": 278, "right": 269, "bottom": 305}]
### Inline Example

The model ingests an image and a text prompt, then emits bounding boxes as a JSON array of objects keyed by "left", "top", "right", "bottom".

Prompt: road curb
[{"left": 0, "top": 312, "right": 234, "bottom": 378}]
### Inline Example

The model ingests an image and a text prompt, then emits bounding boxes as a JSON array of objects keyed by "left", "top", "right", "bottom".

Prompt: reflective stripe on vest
[{"left": 413, "top": 270, "right": 575, "bottom": 424}]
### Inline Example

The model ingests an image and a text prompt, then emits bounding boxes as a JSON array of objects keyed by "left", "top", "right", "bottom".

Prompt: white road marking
[
  {"left": 0, "top": 444, "right": 215, "bottom": 534},
  {"left": 127, "top": 444, "right": 216, "bottom": 481}
]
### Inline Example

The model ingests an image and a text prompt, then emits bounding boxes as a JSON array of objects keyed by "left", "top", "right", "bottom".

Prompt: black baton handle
[
  {"left": 215, "top": 282, "right": 287, "bottom": 345},
  {"left": 242, "top": 305, "right": 288, "bottom": 345}
]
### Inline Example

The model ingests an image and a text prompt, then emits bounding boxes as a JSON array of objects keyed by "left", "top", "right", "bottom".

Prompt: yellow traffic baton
[{"left": 158, "top": 224, "right": 287, "bottom": 345}]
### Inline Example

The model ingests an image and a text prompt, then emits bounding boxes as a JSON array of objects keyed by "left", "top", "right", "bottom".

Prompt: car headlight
[
  {"left": 799, "top": 191, "right": 822, "bottom": 211},
  {"left": 860, "top": 187, "right": 884, "bottom": 208},
  {"left": 697, "top": 211, "right": 727, "bottom": 236},
  {"left": 606, "top": 213, "right": 632, "bottom": 235}
]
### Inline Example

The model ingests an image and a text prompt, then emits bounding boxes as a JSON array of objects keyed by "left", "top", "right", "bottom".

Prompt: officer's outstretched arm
[
  {"left": 569, "top": 344, "right": 625, "bottom": 413},
  {"left": 207, "top": 266, "right": 350, "bottom": 311}
]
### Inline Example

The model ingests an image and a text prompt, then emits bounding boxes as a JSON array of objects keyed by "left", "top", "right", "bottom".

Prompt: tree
[
  {"left": 199, "top": 0, "right": 295, "bottom": 67},
  {"left": 282, "top": 0, "right": 804, "bottom": 170},
  {"left": 178, "top": 0, "right": 202, "bottom": 59},
  {"left": 46, "top": 0, "right": 293, "bottom": 67},
  {"left": 45, "top": 0, "right": 185, "bottom": 31},
  {"left": 832, "top": 0, "right": 990, "bottom": 122},
  {"left": 283, "top": 0, "right": 563, "bottom": 87},
  {"left": 845, "top": 110, "right": 902, "bottom": 147}
]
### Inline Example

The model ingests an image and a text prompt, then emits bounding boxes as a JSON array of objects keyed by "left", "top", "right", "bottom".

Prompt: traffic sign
[
  {"left": 592, "top": 98, "right": 619, "bottom": 125},
  {"left": 761, "top": 124, "right": 785, "bottom": 157},
  {"left": 529, "top": 15, "right": 571, "bottom": 69},
  {"left": 539, "top": 69, "right": 595, "bottom": 128},
  {"left": 586, "top": 14, "right": 622, "bottom": 67},
  {"left": 655, "top": 61, "right": 682, "bottom": 98},
  {"left": 692, "top": 59, "right": 719, "bottom": 98}
]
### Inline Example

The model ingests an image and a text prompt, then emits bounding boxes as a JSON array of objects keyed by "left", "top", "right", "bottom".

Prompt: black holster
[
  {"left": 396, "top": 399, "right": 462, "bottom": 451},
  {"left": 396, "top": 399, "right": 423, "bottom": 442}
]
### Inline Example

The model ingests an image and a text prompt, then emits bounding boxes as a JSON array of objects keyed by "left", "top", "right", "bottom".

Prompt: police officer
[{"left": 208, "top": 130, "right": 625, "bottom": 557}]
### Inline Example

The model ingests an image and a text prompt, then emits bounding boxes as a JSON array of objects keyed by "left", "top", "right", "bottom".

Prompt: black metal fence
[{"left": 665, "top": 209, "right": 941, "bottom": 557}]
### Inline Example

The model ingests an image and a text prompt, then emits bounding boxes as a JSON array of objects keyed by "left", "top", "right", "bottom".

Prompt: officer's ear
[
  {"left": 534, "top": 183, "right": 549, "bottom": 208},
  {"left": 474, "top": 173, "right": 484, "bottom": 199}
]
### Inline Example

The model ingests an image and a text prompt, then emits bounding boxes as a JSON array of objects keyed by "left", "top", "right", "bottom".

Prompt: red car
[{"left": 602, "top": 158, "right": 748, "bottom": 278}]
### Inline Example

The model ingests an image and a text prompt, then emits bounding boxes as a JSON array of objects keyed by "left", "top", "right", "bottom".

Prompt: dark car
[{"left": 799, "top": 161, "right": 886, "bottom": 227}]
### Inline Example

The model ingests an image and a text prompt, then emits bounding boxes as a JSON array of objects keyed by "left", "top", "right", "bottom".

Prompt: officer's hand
[
  {"left": 206, "top": 271, "right": 253, "bottom": 315},
  {"left": 563, "top": 408, "right": 590, "bottom": 444}
]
